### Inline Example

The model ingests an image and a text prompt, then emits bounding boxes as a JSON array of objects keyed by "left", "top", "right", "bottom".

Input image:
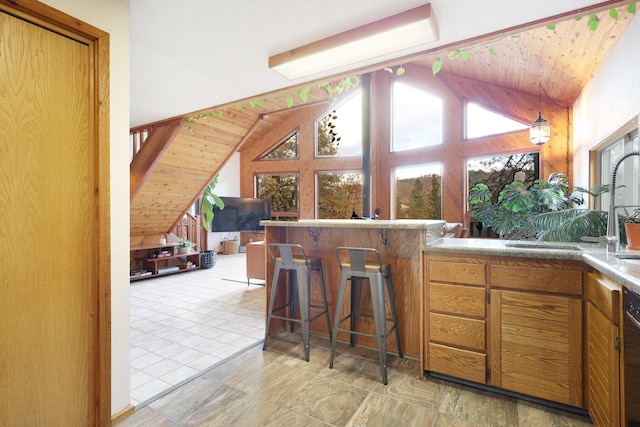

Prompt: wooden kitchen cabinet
[
  {"left": 489, "top": 260, "right": 584, "bottom": 408},
  {"left": 425, "top": 255, "right": 487, "bottom": 384},
  {"left": 585, "top": 272, "right": 621, "bottom": 427},
  {"left": 423, "top": 253, "right": 587, "bottom": 409}
]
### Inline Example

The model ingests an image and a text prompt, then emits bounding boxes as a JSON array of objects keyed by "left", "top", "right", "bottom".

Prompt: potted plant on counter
[
  {"left": 624, "top": 208, "right": 640, "bottom": 250},
  {"left": 467, "top": 171, "right": 611, "bottom": 242},
  {"left": 178, "top": 238, "right": 195, "bottom": 254}
]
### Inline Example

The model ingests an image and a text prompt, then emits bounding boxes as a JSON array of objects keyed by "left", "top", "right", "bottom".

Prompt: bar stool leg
[
  {"left": 288, "top": 271, "right": 298, "bottom": 333},
  {"left": 316, "top": 265, "right": 332, "bottom": 342},
  {"left": 385, "top": 273, "right": 403, "bottom": 358},
  {"left": 370, "top": 271, "right": 389, "bottom": 385},
  {"left": 329, "top": 269, "right": 349, "bottom": 369},
  {"left": 350, "top": 277, "right": 363, "bottom": 347},
  {"left": 264, "top": 264, "right": 281, "bottom": 350},
  {"left": 296, "top": 265, "right": 311, "bottom": 362}
]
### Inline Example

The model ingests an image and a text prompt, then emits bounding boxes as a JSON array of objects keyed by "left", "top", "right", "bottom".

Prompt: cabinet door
[
  {"left": 490, "top": 290, "right": 583, "bottom": 407},
  {"left": 587, "top": 302, "right": 620, "bottom": 427}
]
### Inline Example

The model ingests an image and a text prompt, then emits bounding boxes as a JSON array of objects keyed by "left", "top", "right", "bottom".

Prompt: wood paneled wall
[{"left": 239, "top": 64, "right": 572, "bottom": 227}]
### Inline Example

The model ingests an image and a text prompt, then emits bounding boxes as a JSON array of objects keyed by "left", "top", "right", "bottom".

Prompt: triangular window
[
  {"left": 466, "top": 103, "right": 527, "bottom": 139},
  {"left": 261, "top": 132, "right": 299, "bottom": 160}
]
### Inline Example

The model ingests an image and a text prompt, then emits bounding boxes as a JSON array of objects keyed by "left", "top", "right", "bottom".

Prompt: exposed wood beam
[{"left": 130, "top": 117, "right": 186, "bottom": 199}]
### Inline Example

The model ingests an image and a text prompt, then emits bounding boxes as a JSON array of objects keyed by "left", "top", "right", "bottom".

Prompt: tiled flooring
[
  {"left": 129, "top": 252, "right": 265, "bottom": 406},
  {"left": 117, "top": 331, "right": 593, "bottom": 426}
]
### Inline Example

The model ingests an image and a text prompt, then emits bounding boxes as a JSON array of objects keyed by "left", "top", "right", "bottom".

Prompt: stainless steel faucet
[{"left": 606, "top": 150, "right": 640, "bottom": 252}]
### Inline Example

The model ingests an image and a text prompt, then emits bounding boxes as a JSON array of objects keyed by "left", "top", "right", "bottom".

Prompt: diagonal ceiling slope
[{"left": 130, "top": 4, "right": 635, "bottom": 238}]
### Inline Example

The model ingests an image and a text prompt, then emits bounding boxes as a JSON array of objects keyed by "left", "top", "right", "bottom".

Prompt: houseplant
[
  {"left": 178, "top": 238, "right": 195, "bottom": 254},
  {"left": 624, "top": 208, "right": 640, "bottom": 250},
  {"left": 201, "top": 175, "right": 225, "bottom": 231},
  {"left": 467, "top": 171, "right": 612, "bottom": 242}
]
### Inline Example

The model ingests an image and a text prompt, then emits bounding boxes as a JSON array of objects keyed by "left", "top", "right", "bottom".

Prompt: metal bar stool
[
  {"left": 329, "top": 247, "right": 403, "bottom": 384},
  {"left": 263, "top": 243, "right": 332, "bottom": 361}
]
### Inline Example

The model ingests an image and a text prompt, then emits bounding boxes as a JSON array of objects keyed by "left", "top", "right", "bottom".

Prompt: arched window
[
  {"left": 316, "top": 92, "right": 362, "bottom": 157},
  {"left": 392, "top": 81, "right": 442, "bottom": 151},
  {"left": 466, "top": 103, "right": 527, "bottom": 139}
]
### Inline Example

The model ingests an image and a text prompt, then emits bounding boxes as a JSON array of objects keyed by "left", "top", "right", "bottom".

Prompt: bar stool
[
  {"left": 263, "top": 243, "right": 332, "bottom": 361},
  {"left": 329, "top": 247, "right": 403, "bottom": 384}
]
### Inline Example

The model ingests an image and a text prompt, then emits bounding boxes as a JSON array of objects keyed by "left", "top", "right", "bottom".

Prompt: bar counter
[{"left": 262, "top": 219, "right": 445, "bottom": 358}]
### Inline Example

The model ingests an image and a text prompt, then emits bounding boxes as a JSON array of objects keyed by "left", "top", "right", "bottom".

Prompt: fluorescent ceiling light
[{"left": 269, "top": 4, "right": 439, "bottom": 80}]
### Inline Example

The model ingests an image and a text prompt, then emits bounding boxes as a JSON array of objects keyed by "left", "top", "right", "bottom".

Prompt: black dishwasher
[{"left": 624, "top": 287, "right": 640, "bottom": 426}]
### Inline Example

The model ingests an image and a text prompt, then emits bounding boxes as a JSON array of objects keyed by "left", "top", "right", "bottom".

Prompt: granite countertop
[
  {"left": 424, "top": 238, "right": 640, "bottom": 295},
  {"left": 261, "top": 219, "right": 445, "bottom": 230}
]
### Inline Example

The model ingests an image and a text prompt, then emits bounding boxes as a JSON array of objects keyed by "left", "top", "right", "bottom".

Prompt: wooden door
[
  {"left": 490, "top": 289, "right": 583, "bottom": 407},
  {"left": 587, "top": 302, "right": 621, "bottom": 427},
  {"left": 0, "top": 3, "right": 110, "bottom": 425}
]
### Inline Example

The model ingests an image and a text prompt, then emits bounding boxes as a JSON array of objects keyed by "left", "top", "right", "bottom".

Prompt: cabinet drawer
[
  {"left": 429, "top": 313, "right": 485, "bottom": 351},
  {"left": 585, "top": 272, "right": 620, "bottom": 324},
  {"left": 429, "top": 283, "right": 485, "bottom": 317},
  {"left": 428, "top": 259, "right": 485, "bottom": 286},
  {"left": 490, "top": 264, "right": 582, "bottom": 295},
  {"left": 428, "top": 343, "right": 486, "bottom": 384}
]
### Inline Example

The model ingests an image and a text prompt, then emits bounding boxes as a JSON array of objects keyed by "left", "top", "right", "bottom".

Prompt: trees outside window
[
  {"left": 466, "top": 153, "right": 539, "bottom": 237},
  {"left": 317, "top": 172, "right": 362, "bottom": 219},
  {"left": 256, "top": 174, "right": 299, "bottom": 219},
  {"left": 395, "top": 163, "right": 441, "bottom": 219},
  {"left": 316, "top": 92, "right": 362, "bottom": 157},
  {"left": 261, "top": 132, "right": 298, "bottom": 160}
]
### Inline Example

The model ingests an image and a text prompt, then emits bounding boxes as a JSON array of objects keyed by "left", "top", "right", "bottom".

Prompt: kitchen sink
[{"left": 504, "top": 242, "right": 583, "bottom": 251}]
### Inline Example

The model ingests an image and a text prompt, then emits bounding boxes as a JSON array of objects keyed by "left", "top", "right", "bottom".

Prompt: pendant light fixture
[{"left": 530, "top": 82, "right": 551, "bottom": 146}]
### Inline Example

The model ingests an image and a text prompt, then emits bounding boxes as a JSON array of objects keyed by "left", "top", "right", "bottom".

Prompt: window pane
[
  {"left": 395, "top": 163, "right": 441, "bottom": 219},
  {"left": 392, "top": 81, "right": 442, "bottom": 151},
  {"left": 466, "top": 103, "right": 527, "bottom": 139},
  {"left": 317, "top": 172, "right": 362, "bottom": 219},
  {"left": 261, "top": 133, "right": 298, "bottom": 160},
  {"left": 467, "top": 153, "right": 539, "bottom": 237},
  {"left": 316, "top": 92, "right": 362, "bottom": 157},
  {"left": 599, "top": 129, "right": 639, "bottom": 211},
  {"left": 256, "top": 174, "right": 299, "bottom": 217}
]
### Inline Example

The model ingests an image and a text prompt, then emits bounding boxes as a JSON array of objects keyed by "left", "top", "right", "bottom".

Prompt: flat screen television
[{"left": 210, "top": 197, "right": 271, "bottom": 232}]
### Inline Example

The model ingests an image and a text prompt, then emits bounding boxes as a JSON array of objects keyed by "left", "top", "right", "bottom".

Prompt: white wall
[
  {"left": 206, "top": 153, "right": 242, "bottom": 252},
  {"left": 573, "top": 15, "right": 640, "bottom": 189},
  {"left": 40, "top": 0, "right": 131, "bottom": 416}
]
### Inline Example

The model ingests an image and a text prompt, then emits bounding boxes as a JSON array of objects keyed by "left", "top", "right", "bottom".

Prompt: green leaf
[
  {"left": 286, "top": 97, "right": 293, "bottom": 108},
  {"left": 396, "top": 67, "right": 405, "bottom": 76},
  {"left": 432, "top": 57, "right": 442, "bottom": 75},
  {"left": 217, "top": 111, "right": 224, "bottom": 118},
  {"left": 587, "top": 14, "right": 600, "bottom": 31},
  {"left": 609, "top": 8, "right": 619, "bottom": 19},
  {"left": 235, "top": 104, "right": 243, "bottom": 110},
  {"left": 628, "top": 3, "right": 637, "bottom": 14},
  {"left": 545, "top": 23, "right": 556, "bottom": 30},
  {"left": 488, "top": 47, "right": 496, "bottom": 56},
  {"left": 250, "top": 100, "right": 257, "bottom": 108},
  {"left": 296, "top": 86, "right": 310, "bottom": 103}
]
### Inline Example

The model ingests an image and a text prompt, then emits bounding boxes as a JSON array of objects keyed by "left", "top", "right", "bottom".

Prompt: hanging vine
[{"left": 432, "top": 4, "right": 636, "bottom": 75}]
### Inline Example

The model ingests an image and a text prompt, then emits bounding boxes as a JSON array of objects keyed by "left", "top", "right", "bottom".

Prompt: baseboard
[{"left": 111, "top": 404, "right": 135, "bottom": 425}]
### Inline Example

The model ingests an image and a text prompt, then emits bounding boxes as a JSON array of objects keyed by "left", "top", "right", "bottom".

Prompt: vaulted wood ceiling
[{"left": 130, "top": 5, "right": 635, "bottom": 239}]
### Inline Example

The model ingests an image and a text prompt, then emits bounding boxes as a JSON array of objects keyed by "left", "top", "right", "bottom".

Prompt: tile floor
[
  {"left": 129, "top": 252, "right": 265, "bottom": 406},
  {"left": 117, "top": 332, "right": 593, "bottom": 426}
]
